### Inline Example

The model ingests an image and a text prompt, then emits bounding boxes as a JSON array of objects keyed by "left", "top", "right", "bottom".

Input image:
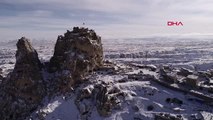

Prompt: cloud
[{"left": 0, "top": 0, "right": 213, "bottom": 40}]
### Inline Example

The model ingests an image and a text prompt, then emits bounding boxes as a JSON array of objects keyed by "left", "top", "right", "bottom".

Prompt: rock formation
[
  {"left": 177, "top": 68, "right": 193, "bottom": 77},
  {"left": 49, "top": 27, "right": 103, "bottom": 89},
  {"left": 95, "top": 85, "right": 118, "bottom": 116},
  {"left": 75, "top": 83, "right": 122, "bottom": 119},
  {"left": 0, "top": 27, "right": 104, "bottom": 119},
  {"left": 184, "top": 75, "right": 199, "bottom": 88},
  {"left": 155, "top": 113, "right": 183, "bottom": 120},
  {"left": 0, "top": 37, "right": 45, "bottom": 120}
]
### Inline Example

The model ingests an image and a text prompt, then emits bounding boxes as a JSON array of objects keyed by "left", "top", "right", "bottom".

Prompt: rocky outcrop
[
  {"left": 159, "top": 68, "right": 177, "bottom": 84},
  {"left": 183, "top": 75, "right": 199, "bottom": 88},
  {"left": 0, "top": 37, "right": 45, "bottom": 120},
  {"left": 95, "top": 84, "right": 121, "bottom": 116},
  {"left": 0, "top": 27, "right": 104, "bottom": 119},
  {"left": 177, "top": 68, "right": 193, "bottom": 77},
  {"left": 75, "top": 83, "right": 122, "bottom": 119},
  {"left": 49, "top": 27, "right": 103, "bottom": 88},
  {"left": 95, "top": 85, "right": 112, "bottom": 116},
  {"left": 155, "top": 113, "right": 183, "bottom": 120}
]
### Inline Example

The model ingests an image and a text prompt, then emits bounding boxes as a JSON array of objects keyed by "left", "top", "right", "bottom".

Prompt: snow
[
  {"left": 200, "top": 111, "right": 213, "bottom": 120},
  {"left": 42, "top": 100, "right": 62, "bottom": 114},
  {"left": 29, "top": 69, "right": 211, "bottom": 119},
  {"left": 0, "top": 37, "right": 213, "bottom": 119},
  {"left": 32, "top": 96, "right": 80, "bottom": 120},
  {"left": 103, "top": 37, "right": 213, "bottom": 71}
]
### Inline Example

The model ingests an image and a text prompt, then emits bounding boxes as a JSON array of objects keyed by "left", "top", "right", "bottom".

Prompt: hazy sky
[{"left": 0, "top": 0, "right": 213, "bottom": 40}]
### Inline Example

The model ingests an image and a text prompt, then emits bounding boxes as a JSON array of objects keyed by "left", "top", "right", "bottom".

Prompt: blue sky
[{"left": 0, "top": 0, "right": 213, "bottom": 40}]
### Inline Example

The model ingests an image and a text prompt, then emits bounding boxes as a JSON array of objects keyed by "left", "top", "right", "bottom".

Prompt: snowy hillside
[
  {"left": 0, "top": 36, "right": 213, "bottom": 120},
  {"left": 29, "top": 63, "right": 213, "bottom": 120}
]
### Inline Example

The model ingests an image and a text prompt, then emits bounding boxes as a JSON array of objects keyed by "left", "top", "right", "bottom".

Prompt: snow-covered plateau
[{"left": 0, "top": 36, "right": 213, "bottom": 120}]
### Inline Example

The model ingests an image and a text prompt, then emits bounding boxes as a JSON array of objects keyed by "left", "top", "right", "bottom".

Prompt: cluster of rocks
[
  {"left": 105, "top": 51, "right": 150, "bottom": 59},
  {"left": 75, "top": 82, "right": 123, "bottom": 119},
  {"left": 129, "top": 63, "right": 213, "bottom": 105},
  {"left": 155, "top": 113, "right": 183, "bottom": 120},
  {"left": 0, "top": 27, "right": 103, "bottom": 120},
  {"left": 73, "top": 67, "right": 149, "bottom": 120},
  {"left": 155, "top": 65, "right": 213, "bottom": 104},
  {"left": 158, "top": 65, "right": 213, "bottom": 90},
  {"left": 0, "top": 27, "right": 212, "bottom": 120},
  {"left": 159, "top": 67, "right": 177, "bottom": 84}
]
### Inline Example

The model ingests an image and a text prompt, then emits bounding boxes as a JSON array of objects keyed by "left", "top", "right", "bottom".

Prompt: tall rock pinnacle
[
  {"left": 49, "top": 27, "right": 103, "bottom": 82},
  {"left": 0, "top": 37, "right": 45, "bottom": 120}
]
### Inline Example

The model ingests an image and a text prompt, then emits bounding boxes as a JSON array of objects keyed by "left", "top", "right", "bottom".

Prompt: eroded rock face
[
  {"left": 8, "top": 37, "right": 45, "bottom": 102},
  {"left": 184, "top": 75, "right": 199, "bottom": 88},
  {"left": 95, "top": 85, "right": 113, "bottom": 116},
  {"left": 177, "top": 68, "right": 193, "bottom": 77},
  {"left": 0, "top": 27, "right": 104, "bottom": 119},
  {"left": 0, "top": 37, "right": 45, "bottom": 120},
  {"left": 155, "top": 113, "right": 183, "bottom": 120},
  {"left": 75, "top": 84, "right": 122, "bottom": 119},
  {"left": 49, "top": 27, "right": 103, "bottom": 81}
]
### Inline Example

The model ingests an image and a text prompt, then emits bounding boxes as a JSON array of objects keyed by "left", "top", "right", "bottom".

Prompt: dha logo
[{"left": 167, "top": 21, "right": 183, "bottom": 26}]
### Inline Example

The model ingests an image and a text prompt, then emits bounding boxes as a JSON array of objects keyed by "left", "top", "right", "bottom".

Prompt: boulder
[
  {"left": 159, "top": 68, "right": 176, "bottom": 84},
  {"left": 49, "top": 27, "right": 103, "bottom": 82},
  {"left": 177, "top": 68, "right": 193, "bottom": 77},
  {"left": 0, "top": 37, "right": 45, "bottom": 119},
  {"left": 184, "top": 75, "right": 199, "bottom": 88}
]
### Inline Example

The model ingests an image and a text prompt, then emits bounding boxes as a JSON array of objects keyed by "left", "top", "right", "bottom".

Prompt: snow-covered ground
[
  {"left": 0, "top": 36, "right": 213, "bottom": 77},
  {"left": 103, "top": 37, "right": 213, "bottom": 71},
  {"left": 29, "top": 65, "right": 213, "bottom": 120},
  {"left": 0, "top": 36, "right": 213, "bottom": 119}
]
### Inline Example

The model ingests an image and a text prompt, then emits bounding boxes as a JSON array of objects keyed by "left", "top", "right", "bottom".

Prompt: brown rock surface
[
  {"left": 7, "top": 37, "right": 45, "bottom": 102},
  {"left": 0, "top": 37, "right": 45, "bottom": 120},
  {"left": 49, "top": 27, "right": 103, "bottom": 82},
  {"left": 0, "top": 27, "right": 104, "bottom": 119}
]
